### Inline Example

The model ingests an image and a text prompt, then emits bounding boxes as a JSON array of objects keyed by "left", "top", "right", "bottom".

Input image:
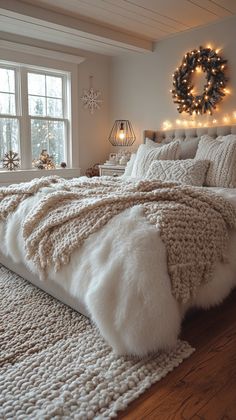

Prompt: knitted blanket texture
[{"left": 1, "top": 176, "right": 236, "bottom": 303}]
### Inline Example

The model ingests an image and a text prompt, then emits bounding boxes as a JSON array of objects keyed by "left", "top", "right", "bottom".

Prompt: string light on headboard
[
  {"left": 162, "top": 120, "right": 173, "bottom": 130},
  {"left": 162, "top": 110, "right": 236, "bottom": 130},
  {"left": 223, "top": 115, "right": 230, "bottom": 124}
]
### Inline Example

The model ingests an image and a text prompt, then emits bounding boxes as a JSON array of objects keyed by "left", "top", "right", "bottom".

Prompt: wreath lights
[{"left": 171, "top": 46, "right": 228, "bottom": 115}]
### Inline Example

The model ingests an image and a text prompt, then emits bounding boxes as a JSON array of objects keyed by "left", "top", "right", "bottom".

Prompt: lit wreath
[{"left": 171, "top": 46, "right": 227, "bottom": 115}]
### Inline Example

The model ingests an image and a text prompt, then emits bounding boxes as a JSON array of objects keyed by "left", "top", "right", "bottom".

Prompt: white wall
[
  {"left": 111, "top": 16, "right": 236, "bottom": 148},
  {"left": 78, "top": 53, "right": 110, "bottom": 174}
]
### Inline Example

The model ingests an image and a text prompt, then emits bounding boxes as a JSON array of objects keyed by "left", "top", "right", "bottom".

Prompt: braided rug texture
[{"left": 0, "top": 265, "right": 194, "bottom": 419}]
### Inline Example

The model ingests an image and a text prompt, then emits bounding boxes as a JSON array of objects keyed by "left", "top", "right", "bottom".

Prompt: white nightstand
[{"left": 99, "top": 164, "right": 126, "bottom": 177}]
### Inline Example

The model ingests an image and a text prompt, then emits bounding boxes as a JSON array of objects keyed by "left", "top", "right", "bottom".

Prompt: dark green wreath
[{"left": 171, "top": 46, "right": 227, "bottom": 115}]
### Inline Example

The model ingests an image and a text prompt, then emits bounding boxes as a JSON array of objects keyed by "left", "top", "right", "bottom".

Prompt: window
[
  {"left": 0, "top": 67, "right": 19, "bottom": 166},
  {"left": 0, "top": 61, "right": 70, "bottom": 169}
]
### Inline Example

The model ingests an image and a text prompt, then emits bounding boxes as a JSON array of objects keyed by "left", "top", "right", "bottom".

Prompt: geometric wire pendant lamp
[{"left": 108, "top": 120, "right": 136, "bottom": 146}]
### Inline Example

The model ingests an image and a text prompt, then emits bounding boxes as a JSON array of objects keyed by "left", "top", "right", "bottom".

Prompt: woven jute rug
[{"left": 0, "top": 264, "right": 194, "bottom": 419}]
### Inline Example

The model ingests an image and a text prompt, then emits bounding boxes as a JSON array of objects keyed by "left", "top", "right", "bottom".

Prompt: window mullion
[
  {"left": 19, "top": 68, "right": 32, "bottom": 169},
  {"left": 64, "top": 74, "right": 72, "bottom": 167}
]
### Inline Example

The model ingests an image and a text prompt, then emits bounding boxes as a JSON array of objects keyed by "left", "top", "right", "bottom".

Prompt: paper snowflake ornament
[
  {"left": 81, "top": 76, "right": 103, "bottom": 114},
  {"left": 2, "top": 150, "right": 20, "bottom": 171}
]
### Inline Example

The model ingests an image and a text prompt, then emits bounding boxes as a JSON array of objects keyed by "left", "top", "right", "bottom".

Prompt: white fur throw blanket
[{"left": 1, "top": 176, "right": 236, "bottom": 303}]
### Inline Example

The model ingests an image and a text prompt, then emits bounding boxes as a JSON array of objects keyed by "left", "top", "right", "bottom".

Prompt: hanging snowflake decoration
[
  {"left": 81, "top": 76, "right": 103, "bottom": 114},
  {"left": 2, "top": 150, "right": 20, "bottom": 171}
]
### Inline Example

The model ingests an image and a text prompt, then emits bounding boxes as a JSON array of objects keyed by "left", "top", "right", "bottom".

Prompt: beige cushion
[
  {"left": 146, "top": 137, "right": 199, "bottom": 159},
  {"left": 195, "top": 134, "right": 236, "bottom": 187},
  {"left": 179, "top": 138, "right": 200, "bottom": 159},
  {"left": 145, "top": 138, "right": 162, "bottom": 148},
  {"left": 146, "top": 159, "right": 209, "bottom": 186},
  {"left": 131, "top": 141, "right": 180, "bottom": 178}
]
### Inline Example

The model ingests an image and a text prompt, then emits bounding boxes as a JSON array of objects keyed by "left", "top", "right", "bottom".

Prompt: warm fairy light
[
  {"left": 162, "top": 120, "right": 172, "bottom": 130},
  {"left": 224, "top": 88, "right": 231, "bottom": 94},
  {"left": 223, "top": 115, "right": 230, "bottom": 124},
  {"left": 161, "top": 110, "right": 236, "bottom": 131},
  {"left": 172, "top": 46, "right": 227, "bottom": 116}
]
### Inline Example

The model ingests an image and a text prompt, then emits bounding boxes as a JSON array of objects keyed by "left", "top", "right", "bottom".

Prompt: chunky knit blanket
[{"left": 1, "top": 176, "right": 236, "bottom": 303}]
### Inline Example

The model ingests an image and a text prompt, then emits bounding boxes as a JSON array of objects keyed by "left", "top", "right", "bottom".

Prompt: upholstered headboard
[{"left": 144, "top": 125, "right": 236, "bottom": 143}]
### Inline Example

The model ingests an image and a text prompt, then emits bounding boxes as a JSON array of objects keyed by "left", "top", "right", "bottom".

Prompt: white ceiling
[{"left": 0, "top": 0, "right": 236, "bottom": 55}]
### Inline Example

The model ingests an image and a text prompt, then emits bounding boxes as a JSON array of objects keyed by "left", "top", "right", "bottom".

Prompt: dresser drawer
[{"left": 99, "top": 165, "right": 126, "bottom": 177}]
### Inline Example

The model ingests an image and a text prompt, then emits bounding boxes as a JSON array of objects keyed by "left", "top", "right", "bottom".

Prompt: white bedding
[{"left": 0, "top": 183, "right": 236, "bottom": 356}]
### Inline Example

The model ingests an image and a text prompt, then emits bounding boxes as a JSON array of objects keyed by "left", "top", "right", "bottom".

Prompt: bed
[{"left": 1, "top": 124, "right": 236, "bottom": 356}]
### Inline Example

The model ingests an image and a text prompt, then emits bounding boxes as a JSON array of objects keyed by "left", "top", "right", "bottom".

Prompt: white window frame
[
  {"left": 0, "top": 44, "right": 81, "bottom": 184},
  {"left": 0, "top": 61, "right": 71, "bottom": 170}
]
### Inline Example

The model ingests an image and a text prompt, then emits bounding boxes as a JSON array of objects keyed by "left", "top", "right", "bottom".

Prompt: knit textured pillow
[
  {"left": 146, "top": 159, "right": 209, "bottom": 186},
  {"left": 131, "top": 141, "right": 180, "bottom": 178},
  {"left": 195, "top": 134, "right": 236, "bottom": 187}
]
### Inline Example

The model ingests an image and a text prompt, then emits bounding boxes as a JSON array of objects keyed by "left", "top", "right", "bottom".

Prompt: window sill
[{"left": 0, "top": 168, "right": 81, "bottom": 186}]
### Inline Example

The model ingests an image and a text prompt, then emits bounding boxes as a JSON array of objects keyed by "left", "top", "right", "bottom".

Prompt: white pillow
[
  {"left": 195, "top": 134, "right": 236, "bottom": 187},
  {"left": 146, "top": 159, "right": 209, "bottom": 186},
  {"left": 146, "top": 137, "right": 199, "bottom": 159},
  {"left": 122, "top": 153, "right": 136, "bottom": 178},
  {"left": 131, "top": 141, "right": 180, "bottom": 178}
]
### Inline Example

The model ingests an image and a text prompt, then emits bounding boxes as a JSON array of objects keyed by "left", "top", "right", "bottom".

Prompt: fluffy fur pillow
[
  {"left": 131, "top": 141, "right": 180, "bottom": 178},
  {"left": 195, "top": 134, "right": 236, "bottom": 187},
  {"left": 146, "top": 159, "right": 209, "bottom": 186}
]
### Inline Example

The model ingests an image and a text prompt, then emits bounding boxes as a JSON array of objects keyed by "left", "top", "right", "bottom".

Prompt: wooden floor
[{"left": 118, "top": 289, "right": 236, "bottom": 419}]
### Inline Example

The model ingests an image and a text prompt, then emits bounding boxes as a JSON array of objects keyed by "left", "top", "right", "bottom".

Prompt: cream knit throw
[
  {"left": 1, "top": 176, "right": 236, "bottom": 303},
  {"left": 0, "top": 175, "right": 61, "bottom": 220}
]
